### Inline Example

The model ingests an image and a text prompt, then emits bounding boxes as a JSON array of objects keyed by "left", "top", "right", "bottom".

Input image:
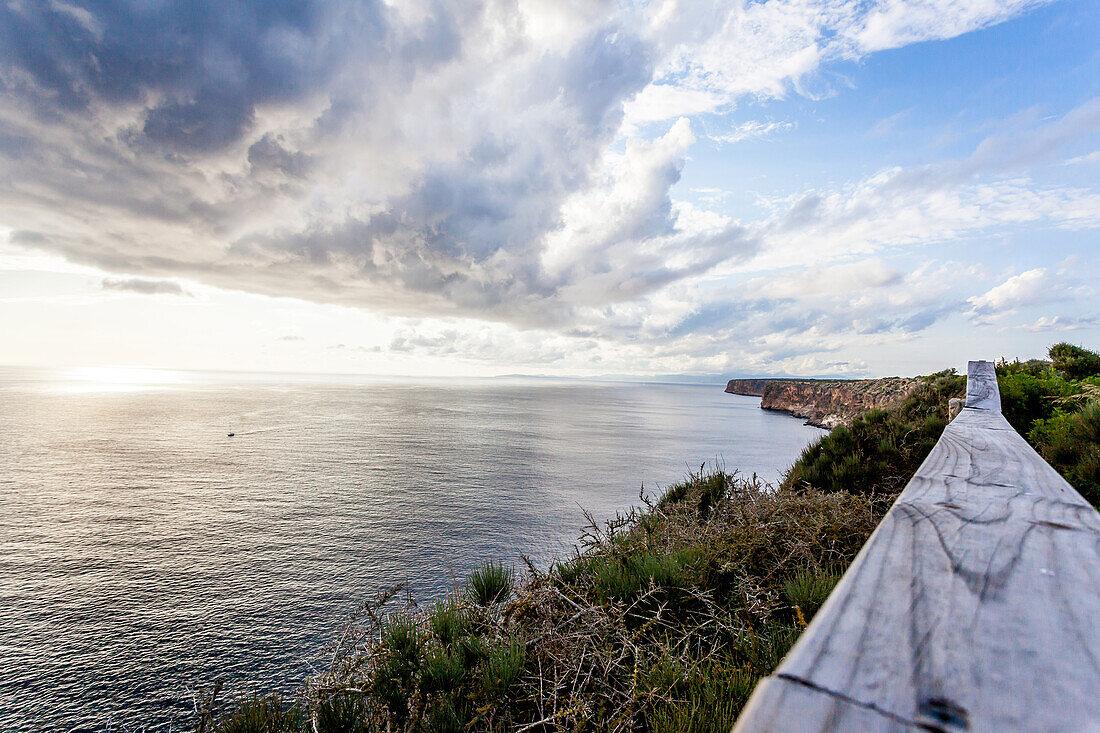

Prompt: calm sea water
[{"left": 0, "top": 368, "right": 821, "bottom": 732}]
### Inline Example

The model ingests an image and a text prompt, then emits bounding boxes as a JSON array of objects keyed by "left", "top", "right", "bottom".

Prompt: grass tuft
[
  {"left": 466, "top": 561, "right": 514, "bottom": 606},
  {"left": 428, "top": 599, "right": 468, "bottom": 647},
  {"left": 422, "top": 647, "right": 465, "bottom": 692},
  {"left": 314, "top": 694, "right": 369, "bottom": 733},
  {"left": 480, "top": 637, "right": 526, "bottom": 697},
  {"left": 783, "top": 569, "right": 841, "bottom": 624}
]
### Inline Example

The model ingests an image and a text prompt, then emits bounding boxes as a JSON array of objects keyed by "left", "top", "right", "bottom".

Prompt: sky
[{"left": 0, "top": 0, "right": 1097, "bottom": 378}]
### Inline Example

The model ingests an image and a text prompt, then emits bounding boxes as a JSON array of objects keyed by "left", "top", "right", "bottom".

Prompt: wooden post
[{"left": 733, "top": 360, "right": 1100, "bottom": 732}]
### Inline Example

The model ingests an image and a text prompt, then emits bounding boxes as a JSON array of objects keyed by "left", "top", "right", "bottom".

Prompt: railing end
[{"left": 965, "top": 360, "right": 1001, "bottom": 413}]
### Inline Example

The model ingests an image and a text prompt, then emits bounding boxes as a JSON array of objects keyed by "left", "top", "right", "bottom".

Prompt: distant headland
[{"left": 725, "top": 376, "right": 919, "bottom": 428}]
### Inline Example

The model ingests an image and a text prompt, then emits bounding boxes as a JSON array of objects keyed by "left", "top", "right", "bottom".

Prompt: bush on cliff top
[
  {"left": 1050, "top": 342, "right": 1100, "bottom": 381},
  {"left": 1007, "top": 342, "right": 1100, "bottom": 505}
]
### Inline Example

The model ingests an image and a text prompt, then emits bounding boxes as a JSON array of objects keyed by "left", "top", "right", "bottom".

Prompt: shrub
[
  {"left": 736, "top": 623, "right": 803, "bottom": 676},
  {"left": 658, "top": 479, "right": 691, "bottom": 507},
  {"left": 381, "top": 614, "right": 422, "bottom": 664},
  {"left": 373, "top": 615, "right": 423, "bottom": 722},
  {"left": 215, "top": 696, "right": 303, "bottom": 733},
  {"left": 991, "top": 344, "right": 1100, "bottom": 506},
  {"left": 1049, "top": 342, "right": 1100, "bottom": 380},
  {"left": 258, "top": 468, "right": 880, "bottom": 732},
  {"left": 428, "top": 600, "right": 468, "bottom": 647},
  {"left": 314, "top": 694, "right": 368, "bottom": 733},
  {"left": 480, "top": 638, "right": 526, "bottom": 697},
  {"left": 422, "top": 647, "right": 465, "bottom": 692},
  {"left": 466, "top": 561, "right": 514, "bottom": 606},
  {"left": 426, "top": 695, "right": 464, "bottom": 733},
  {"left": 783, "top": 370, "right": 965, "bottom": 496},
  {"left": 552, "top": 555, "right": 586, "bottom": 585},
  {"left": 997, "top": 367, "right": 1074, "bottom": 434},
  {"left": 456, "top": 634, "right": 489, "bottom": 669},
  {"left": 646, "top": 657, "right": 758, "bottom": 733},
  {"left": 1031, "top": 402, "right": 1100, "bottom": 505},
  {"left": 588, "top": 550, "right": 699, "bottom": 603}
]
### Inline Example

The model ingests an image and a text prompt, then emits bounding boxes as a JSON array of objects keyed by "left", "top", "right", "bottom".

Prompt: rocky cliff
[
  {"left": 722, "top": 379, "right": 772, "bottom": 397},
  {"left": 726, "top": 377, "right": 920, "bottom": 429}
]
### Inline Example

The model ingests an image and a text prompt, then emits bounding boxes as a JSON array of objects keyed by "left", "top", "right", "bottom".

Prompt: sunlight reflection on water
[{"left": 0, "top": 369, "right": 821, "bottom": 732}]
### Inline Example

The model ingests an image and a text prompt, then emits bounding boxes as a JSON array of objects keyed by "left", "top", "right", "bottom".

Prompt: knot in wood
[{"left": 918, "top": 697, "right": 969, "bottom": 731}]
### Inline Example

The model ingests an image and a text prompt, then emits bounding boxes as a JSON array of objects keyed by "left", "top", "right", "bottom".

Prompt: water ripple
[{"left": 0, "top": 373, "right": 819, "bottom": 731}]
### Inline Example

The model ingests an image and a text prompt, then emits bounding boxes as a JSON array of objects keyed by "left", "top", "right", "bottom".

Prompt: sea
[{"left": 0, "top": 367, "right": 822, "bottom": 732}]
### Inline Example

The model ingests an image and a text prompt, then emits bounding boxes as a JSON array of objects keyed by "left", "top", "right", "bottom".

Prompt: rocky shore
[{"left": 726, "top": 377, "right": 919, "bottom": 429}]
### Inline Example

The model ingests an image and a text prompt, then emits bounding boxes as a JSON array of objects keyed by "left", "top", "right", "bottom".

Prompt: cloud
[
  {"left": 385, "top": 324, "right": 577, "bottom": 365},
  {"left": 851, "top": 0, "right": 1051, "bottom": 52},
  {"left": 968, "top": 269, "right": 1049, "bottom": 313},
  {"left": 843, "top": 97, "right": 1100, "bottom": 208},
  {"left": 761, "top": 259, "right": 903, "bottom": 298},
  {"left": 867, "top": 110, "right": 908, "bottom": 138},
  {"left": 734, "top": 100, "right": 1100, "bottom": 274},
  {"left": 708, "top": 120, "right": 794, "bottom": 145},
  {"left": 1017, "top": 315, "right": 1099, "bottom": 332},
  {"left": 101, "top": 278, "right": 192, "bottom": 296},
  {"left": 0, "top": 0, "right": 1085, "bottom": 377},
  {"left": 963, "top": 268, "right": 1086, "bottom": 326},
  {"left": 962, "top": 265, "right": 1095, "bottom": 328},
  {"left": 631, "top": 0, "right": 1058, "bottom": 123},
  {"left": 1065, "top": 150, "right": 1100, "bottom": 166}
]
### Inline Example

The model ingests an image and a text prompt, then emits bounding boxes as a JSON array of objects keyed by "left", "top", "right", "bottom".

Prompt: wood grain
[{"left": 733, "top": 360, "right": 1100, "bottom": 732}]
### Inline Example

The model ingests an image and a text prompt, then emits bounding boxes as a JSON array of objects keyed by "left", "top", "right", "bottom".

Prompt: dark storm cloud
[
  {"left": 0, "top": 1, "right": 380, "bottom": 151},
  {"left": 101, "top": 277, "right": 191, "bottom": 296},
  {"left": 10, "top": 229, "right": 46, "bottom": 244},
  {"left": 0, "top": 1, "right": 684, "bottom": 327},
  {"left": 247, "top": 134, "right": 313, "bottom": 177}
]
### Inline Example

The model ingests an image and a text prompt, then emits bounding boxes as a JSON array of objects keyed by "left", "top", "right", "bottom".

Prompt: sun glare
[{"left": 55, "top": 366, "right": 189, "bottom": 393}]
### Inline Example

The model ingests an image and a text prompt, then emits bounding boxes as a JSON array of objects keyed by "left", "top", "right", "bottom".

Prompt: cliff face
[
  {"left": 726, "top": 377, "right": 920, "bottom": 429},
  {"left": 723, "top": 379, "right": 772, "bottom": 397}
]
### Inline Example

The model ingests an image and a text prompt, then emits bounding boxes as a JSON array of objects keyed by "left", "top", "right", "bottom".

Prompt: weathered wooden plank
[
  {"left": 733, "top": 676, "right": 921, "bottom": 731},
  {"left": 965, "top": 359, "right": 1000, "bottom": 412},
  {"left": 734, "top": 360, "right": 1100, "bottom": 732},
  {"left": 905, "top": 408, "right": 1090, "bottom": 507}
]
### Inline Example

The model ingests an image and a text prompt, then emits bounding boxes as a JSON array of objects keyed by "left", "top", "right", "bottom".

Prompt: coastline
[{"left": 726, "top": 376, "right": 919, "bottom": 428}]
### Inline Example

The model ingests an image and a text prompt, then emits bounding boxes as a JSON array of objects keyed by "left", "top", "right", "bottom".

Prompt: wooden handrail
[{"left": 733, "top": 360, "right": 1100, "bottom": 731}]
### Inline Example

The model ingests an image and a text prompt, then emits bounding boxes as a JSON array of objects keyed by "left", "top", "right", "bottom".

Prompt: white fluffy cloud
[
  {"left": 967, "top": 268, "right": 1052, "bottom": 322},
  {"left": 627, "top": 0, "right": 1058, "bottom": 124},
  {"left": 965, "top": 264, "right": 1094, "bottom": 328}
]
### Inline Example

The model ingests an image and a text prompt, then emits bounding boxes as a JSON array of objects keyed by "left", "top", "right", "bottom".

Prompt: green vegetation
[
  {"left": 781, "top": 342, "right": 1100, "bottom": 506},
  {"left": 782, "top": 569, "right": 841, "bottom": 624},
  {"left": 209, "top": 696, "right": 304, "bottom": 733},
  {"left": 1050, "top": 342, "right": 1100, "bottom": 381},
  {"left": 998, "top": 343, "right": 1100, "bottom": 505},
  {"left": 207, "top": 341, "right": 1100, "bottom": 731},
  {"left": 782, "top": 369, "right": 966, "bottom": 496},
  {"left": 210, "top": 469, "right": 879, "bottom": 731},
  {"left": 466, "top": 561, "right": 515, "bottom": 606}
]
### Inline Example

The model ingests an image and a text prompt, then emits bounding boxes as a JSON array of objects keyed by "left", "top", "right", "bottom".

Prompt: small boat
[{"left": 227, "top": 432, "right": 235, "bottom": 437}]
